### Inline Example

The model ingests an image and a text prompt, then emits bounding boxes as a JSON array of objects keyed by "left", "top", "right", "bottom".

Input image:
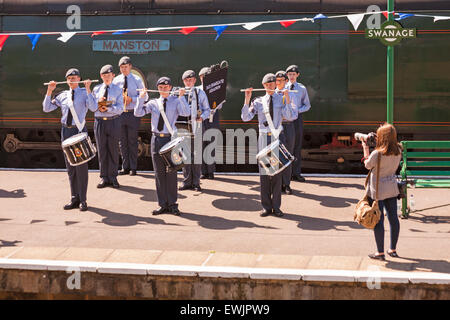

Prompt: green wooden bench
[{"left": 399, "top": 141, "right": 450, "bottom": 218}]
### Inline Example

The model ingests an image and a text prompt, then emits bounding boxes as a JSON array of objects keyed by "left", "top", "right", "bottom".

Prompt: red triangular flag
[
  {"left": 383, "top": 11, "right": 395, "bottom": 19},
  {"left": 91, "top": 31, "right": 106, "bottom": 37},
  {"left": 280, "top": 21, "right": 296, "bottom": 28},
  {"left": 0, "top": 35, "right": 9, "bottom": 51},
  {"left": 179, "top": 27, "right": 198, "bottom": 35}
]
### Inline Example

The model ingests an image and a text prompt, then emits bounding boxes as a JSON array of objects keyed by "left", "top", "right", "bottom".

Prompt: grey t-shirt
[{"left": 364, "top": 149, "right": 401, "bottom": 200}]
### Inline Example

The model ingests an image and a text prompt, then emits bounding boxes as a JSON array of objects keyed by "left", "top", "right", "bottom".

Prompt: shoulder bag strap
[{"left": 375, "top": 153, "right": 381, "bottom": 201}]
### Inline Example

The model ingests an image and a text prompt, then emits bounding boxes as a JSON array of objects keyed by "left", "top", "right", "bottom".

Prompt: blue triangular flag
[
  {"left": 395, "top": 13, "right": 414, "bottom": 21},
  {"left": 112, "top": 30, "right": 131, "bottom": 35},
  {"left": 313, "top": 14, "right": 328, "bottom": 22},
  {"left": 27, "top": 34, "right": 42, "bottom": 50},
  {"left": 213, "top": 25, "right": 228, "bottom": 40}
]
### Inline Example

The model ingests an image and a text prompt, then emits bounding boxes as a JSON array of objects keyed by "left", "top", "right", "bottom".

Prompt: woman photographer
[{"left": 362, "top": 123, "right": 402, "bottom": 260}]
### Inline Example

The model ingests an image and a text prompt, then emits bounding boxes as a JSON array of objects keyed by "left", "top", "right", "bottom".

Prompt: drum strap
[
  {"left": 262, "top": 95, "right": 281, "bottom": 139},
  {"left": 67, "top": 89, "right": 85, "bottom": 132},
  {"left": 156, "top": 98, "right": 174, "bottom": 136}
]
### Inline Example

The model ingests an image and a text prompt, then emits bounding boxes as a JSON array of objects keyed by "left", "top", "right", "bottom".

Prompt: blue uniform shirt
[
  {"left": 241, "top": 93, "right": 296, "bottom": 132},
  {"left": 89, "top": 83, "right": 124, "bottom": 118},
  {"left": 43, "top": 87, "right": 97, "bottom": 125},
  {"left": 275, "top": 89, "right": 298, "bottom": 122},
  {"left": 188, "top": 87, "right": 211, "bottom": 121},
  {"left": 112, "top": 73, "right": 146, "bottom": 111},
  {"left": 134, "top": 95, "right": 190, "bottom": 134},
  {"left": 286, "top": 81, "right": 311, "bottom": 114}
]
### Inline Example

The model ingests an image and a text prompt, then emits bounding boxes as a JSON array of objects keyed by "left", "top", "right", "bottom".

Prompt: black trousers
[
  {"left": 292, "top": 114, "right": 304, "bottom": 176},
  {"left": 61, "top": 126, "right": 89, "bottom": 202},
  {"left": 94, "top": 117, "right": 121, "bottom": 183},
  {"left": 202, "top": 111, "right": 220, "bottom": 175},
  {"left": 281, "top": 121, "right": 295, "bottom": 187},
  {"left": 119, "top": 111, "right": 141, "bottom": 171},
  {"left": 151, "top": 135, "right": 178, "bottom": 208}
]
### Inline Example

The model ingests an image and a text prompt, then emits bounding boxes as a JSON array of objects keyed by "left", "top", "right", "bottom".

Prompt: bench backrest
[{"left": 400, "top": 141, "right": 450, "bottom": 178}]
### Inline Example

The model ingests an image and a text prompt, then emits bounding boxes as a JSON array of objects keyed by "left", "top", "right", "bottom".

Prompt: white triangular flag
[
  {"left": 57, "top": 32, "right": 76, "bottom": 43},
  {"left": 146, "top": 27, "right": 162, "bottom": 33},
  {"left": 433, "top": 16, "right": 450, "bottom": 22},
  {"left": 347, "top": 13, "right": 365, "bottom": 31},
  {"left": 242, "top": 22, "right": 262, "bottom": 30}
]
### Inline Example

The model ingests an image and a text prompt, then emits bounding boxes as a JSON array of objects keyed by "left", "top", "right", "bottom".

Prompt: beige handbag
[{"left": 354, "top": 154, "right": 381, "bottom": 229}]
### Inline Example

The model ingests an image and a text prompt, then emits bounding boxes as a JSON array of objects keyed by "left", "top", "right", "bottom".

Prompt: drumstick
[
  {"left": 43, "top": 80, "right": 99, "bottom": 85},
  {"left": 240, "top": 88, "right": 298, "bottom": 92}
]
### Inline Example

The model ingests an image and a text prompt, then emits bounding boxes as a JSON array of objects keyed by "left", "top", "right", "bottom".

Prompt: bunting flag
[
  {"left": 213, "top": 25, "right": 228, "bottom": 40},
  {"left": 27, "top": 34, "right": 41, "bottom": 50},
  {"left": 179, "top": 27, "right": 198, "bottom": 35},
  {"left": 146, "top": 27, "right": 162, "bottom": 33},
  {"left": 395, "top": 13, "right": 414, "bottom": 21},
  {"left": 57, "top": 32, "right": 76, "bottom": 43},
  {"left": 280, "top": 21, "right": 296, "bottom": 28},
  {"left": 0, "top": 35, "right": 9, "bottom": 51},
  {"left": 347, "top": 13, "right": 365, "bottom": 31},
  {"left": 91, "top": 31, "right": 106, "bottom": 37},
  {"left": 433, "top": 16, "right": 450, "bottom": 22},
  {"left": 112, "top": 30, "right": 131, "bottom": 35},
  {"left": 313, "top": 14, "right": 328, "bottom": 22},
  {"left": 382, "top": 11, "right": 395, "bottom": 19},
  {"left": 242, "top": 22, "right": 262, "bottom": 30}
]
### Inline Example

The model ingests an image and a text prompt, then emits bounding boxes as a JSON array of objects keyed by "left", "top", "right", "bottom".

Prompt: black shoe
[
  {"left": 200, "top": 174, "right": 208, "bottom": 179},
  {"left": 260, "top": 209, "right": 271, "bottom": 217},
  {"left": 64, "top": 199, "right": 80, "bottom": 210},
  {"left": 368, "top": 253, "right": 386, "bottom": 261},
  {"left": 285, "top": 185, "right": 292, "bottom": 195},
  {"left": 97, "top": 179, "right": 108, "bottom": 188},
  {"left": 118, "top": 169, "right": 130, "bottom": 175},
  {"left": 193, "top": 185, "right": 202, "bottom": 192},
  {"left": 112, "top": 180, "right": 120, "bottom": 189},
  {"left": 170, "top": 205, "right": 181, "bottom": 216},
  {"left": 129, "top": 170, "right": 136, "bottom": 176},
  {"left": 79, "top": 202, "right": 88, "bottom": 212},
  {"left": 293, "top": 175, "right": 306, "bottom": 182},
  {"left": 281, "top": 185, "right": 286, "bottom": 194},
  {"left": 179, "top": 185, "right": 192, "bottom": 191},
  {"left": 273, "top": 209, "right": 284, "bottom": 217},
  {"left": 209, "top": 173, "right": 214, "bottom": 179},
  {"left": 152, "top": 207, "right": 168, "bottom": 215}
]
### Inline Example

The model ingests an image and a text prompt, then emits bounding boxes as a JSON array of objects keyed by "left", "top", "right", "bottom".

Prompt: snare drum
[
  {"left": 256, "top": 140, "right": 295, "bottom": 176},
  {"left": 62, "top": 132, "right": 97, "bottom": 166},
  {"left": 159, "top": 136, "right": 188, "bottom": 171}
]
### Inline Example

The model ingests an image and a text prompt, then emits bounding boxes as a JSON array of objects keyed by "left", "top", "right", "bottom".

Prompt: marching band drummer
[
  {"left": 179, "top": 70, "right": 210, "bottom": 192},
  {"left": 113, "top": 56, "right": 146, "bottom": 176},
  {"left": 242, "top": 73, "right": 296, "bottom": 217},
  {"left": 135, "top": 77, "right": 190, "bottom": 215},
  {"left": 43, "top": 68, "right": 96, "bottom": 212},
  {"left": 275, "top": 70, "right": 297, "bottom": 195},
  {"left": 89, "top": 64, "right": 124, "bottom": 189}
]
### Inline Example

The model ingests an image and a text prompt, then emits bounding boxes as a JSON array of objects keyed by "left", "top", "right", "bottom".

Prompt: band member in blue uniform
[
  {"left": 135, "top": 77, "right": 190, "bottom": 215},
  {"left": 242, "top": 73, "right": 296, "bottom": 217},
  {"left": 275, "top": 70, "right": 297, "bottom": 194},
  {"left": 285, "top": 65, "right": 311, "bottom": 182},
  {"left": 43, "top": 68, "right": 96, "bottom": 211},
  {"left": 178, "top": 70, "right": 210, "bottom": 191},
  {"left": 113, "top": 56, "right": 146, "bottom": 176},
  {"left": 89, "top": 64, "right": 124, "bottom": 189}
]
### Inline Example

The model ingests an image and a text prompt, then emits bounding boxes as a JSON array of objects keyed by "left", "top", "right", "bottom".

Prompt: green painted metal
[
  {"left": 386, "top": 0, "right": 395, "bottom": 124},
  {"left": 415, "top": 179, "right": 450, "bottom": 188},
  {"left": 406, "top": 161, "right": 450, "bottom": 167},
  {"left": 407, "top": 152, "right": 450, "bottom": 158},
  {"left": 403, "top": 141, "right": 450, "bottom": 149}
]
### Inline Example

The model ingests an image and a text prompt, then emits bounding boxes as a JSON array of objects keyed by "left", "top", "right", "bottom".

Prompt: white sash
[
  {"left": 156, "top": 98, "right": 174, "bottom": 135},
  {"left": 262, "top": 95, "right": 281, "bottom": 139},
  {"left": 67, "top": 89, "right": 85, "bottom": 133},
  {"left": 189, "top": 88, "right": 199, "bottom": 133}
]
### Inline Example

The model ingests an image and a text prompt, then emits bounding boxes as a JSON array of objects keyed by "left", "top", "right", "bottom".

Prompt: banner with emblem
[{"left": 202, "top": 64, "right": 228, "bottom": 113}]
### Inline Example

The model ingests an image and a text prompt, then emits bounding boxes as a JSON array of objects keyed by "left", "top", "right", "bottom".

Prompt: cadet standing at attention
[
  {"left": 113, "top": 56, "right": 146, "bottom": 176},
  {"left": 43, "top": 68, "right": 96, "bottom": 211},
  {"left": 179, "top": 70, "right": 210, "bottom": 192},
  {"left": 135, "top": 77, "right": 190, "bottom": 215},
  {"left": 242, "top": 73, "right": 296, "bottom": 217},
  {"left": 89, "top": 64, "right": 124, "bottom": 189},
  {"left": 285, "top": 65, "right": 311, "bottom": 182},
  {"left": 275, "top": 70, "right": 297, "bottom": 195}
]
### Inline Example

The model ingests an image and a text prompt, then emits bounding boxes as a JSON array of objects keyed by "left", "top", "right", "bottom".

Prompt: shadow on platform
[
  {"left": 304, "top": 179, "right": 365, "bottom": 190},
  {"left": 281, "top": 213, "right": 364, "bottom": 231},
  {"left": 408, "top": 206, "right": 450, "bottom": 224},
  {"left": 88, "top": 206, "right": 182, "bottom": 227},
  {"left": 0, "top": 189, "right": 26, "bottom": 198},
  {"left": 291, "top": 190, "right": 359, "bottom": 208},
  {"left": 201, "top": 188, "right": 261, "bottom": 212},
  {"left": 385, "top": 257, "right": 450, "bottom": 274},
  {"left": 178, "top": 212, "right": 277, "bottom": 231},
  {"left": 0, "top": 239, "right": 22, "bottom": 247},
  {"left": 115, "top": 184, "right": 187, "bottom": 201}
]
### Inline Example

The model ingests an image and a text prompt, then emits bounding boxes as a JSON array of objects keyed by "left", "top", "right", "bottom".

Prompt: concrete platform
[{"left": 0, "top": 169, "right": 449, "bottom": 299}]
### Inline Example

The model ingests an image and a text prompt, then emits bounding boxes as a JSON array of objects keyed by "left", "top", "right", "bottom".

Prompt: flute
[
  {"left": 240, "top": 88, "right": 298, "bottom": 92},
  {"left": 137, "top": 88, "right": 192, "bottom": 94},
  {"left": 43, "top": 80, "right": 99, "bottom": 85}
]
